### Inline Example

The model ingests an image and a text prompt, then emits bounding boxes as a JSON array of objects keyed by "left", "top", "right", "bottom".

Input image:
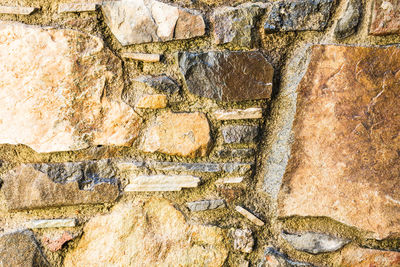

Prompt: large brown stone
[
  {"left": 63, "top": 198, "right": 228, "bottom": 267},
  {"left": 0, "top": 21, "right": 141, "bottom": 153},
  {"left": 278, "top": 45, "right": 400, "bottom": 238},
  {"left": 141, "top": 111, "right": 211, "bottom": 157},
  {"left": 2, "top": 162, "right": 119, "bottom": 210},
  {"left": 370, "top": 0, "right": 400, "bottom": 35},
  {"left": 333, "top": 245, "right": 400, "bottom": 266}
]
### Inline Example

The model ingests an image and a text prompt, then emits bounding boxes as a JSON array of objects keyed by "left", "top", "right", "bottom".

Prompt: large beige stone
[
  {"left": 278, "top": 45, "right": 400, "bottom": 238},
  {"left": 0, "top": 21, "right": 141, "bottom": 153},
  {"left": 63, "top": 198, "right": 228, "bottom": 267},
  {"left": 141, "top": 111, "right": 211, "bottom": 157},
  {"left": 333, "top": 245, "right": 400, "bottom": 266}
]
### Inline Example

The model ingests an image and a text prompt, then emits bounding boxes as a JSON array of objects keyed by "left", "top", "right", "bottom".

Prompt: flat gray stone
[
  {"left": 222, "top": 125, "right": 258, "bottom": 144},
  {"left": 186, "top": 199, "right": 225, "bottom": 212},
  {"left": 222, "top": 163, "right": 253, "bottom": 174},
  {"left": 134, "top": 75, "right": 180, "bottom": 94},
  {"left": 264, "top": 0, "right": 334, "bottom": 32},
  {"left": 334, "top": 0, "right": 362, "bottom": 39},
  {"left": 281, "top": 231, "right": 350, "bottom": 254},
  {"left": 148, "top": 161, "right": 220, "bottom": 172}
]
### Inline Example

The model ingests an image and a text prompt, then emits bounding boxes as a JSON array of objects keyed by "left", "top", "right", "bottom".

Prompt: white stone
[
  {"left": 58, "top": 3, "right": 99, "bottom": 13},
  {"left": 215, "top": 177, "right": 244, "bottom": 184},
  {"left": 213, "top": 107, "right": 263, "bottom": 120},
  {"left": 235, "top": 206, "right": 264, "bottom": 226},
  {"left": 121, "top": 52, "right": 161, "bottom": 62},
  {"left": 26, "top": 219, "right": 77, "bottom": 229},
  {"left": 0, "top": 6, "right": 37, "bottom": 15},
  {"left": 125, "top": 175, "right": 200, "bottom": 191}
]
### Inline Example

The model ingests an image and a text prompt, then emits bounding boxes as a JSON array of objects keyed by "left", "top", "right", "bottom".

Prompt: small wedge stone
[
  {"left": 121, "top": 52, "right": 161, "bottom": 62},
  {"left": 213, "top": 108, "right": 263, "bottom": 120},
  {"left": 215, "top": 177, "right": 244, "bottom": 184},
  {"left": 125, "top": 175, "right": 200, "bottom": 191},
  {"left": 235, "top": 206, "right": 264, "bottom": 226},
  {"left": 58, "top": 3, "right": 98, "bottom": 13},
  {"left": 26, "top": 219, "right": 77, "bottom": 229}
]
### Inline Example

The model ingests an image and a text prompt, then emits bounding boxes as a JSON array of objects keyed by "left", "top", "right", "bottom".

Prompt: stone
[
  {"left": 213, "top": 108, "right": 263, "bottom": 120},
  {"left": 148, "top": 161, "right": 220, "bottom": 172},
  {"left": 125, "top": 175, "right": 200, "bottom": 191},
  {"left": 101, "top": 0, "right": 205, "bottom": 45},
  {"left": 222, "top": 125, "right": 258, "bottom": 144},
  {"left": 334, "top": 0, "right": 362, "bottom": 39},
  {"left": 217, "top": 148, "right": 255, "bottom": 159},
  {"left": 63, "top": 198, "right": 228, "bottom": 267},
  {"left": 121, "top": 52, "right": 161, "bottom": 62},
  {"left": 230, "top": 228, "right": 254, "bottom": 253},
  {"left": 135, "top": 94, "right": 167, "bottom": 109},
  {"left": 141, "top": 111, "right": 211, "bottom": 157},
  {"left": 281, "top": 231, "right": 350, "bottom": 254},
  {"left": 134, "top": 75, "right": 180, "bottom": 94},
  {"left": 278, "top": 45, "right": 400, "bottom": 239},
  {"left": 370, "top": 0, "right": 400, "bottom": 35},
  {"left": 42, "top": 232, "right": 76, "bottom": 252},
  {"left": 0, "top": 230, "right": 49, "bottom": 267},
  {"left": 0, "top": 22, "right": 141, "bottom": 153},
  {"left": 186, "top": 199, "right": 225, "bottom": 212},
  {"left": 333, "top": 245, "right": 400, "bottom": 266},
  {"left": 211, "top": 3, "right": 267, "bottom": 47},
  {"left": 179, "top": 51, "right": 273, "bottom": 102},
  {"left": 235, "top": 206, "right": 265, "bottom": 226},
  {"left": 215, "top": 176, "right": 244, "bottom": 184},
  {"left": 264, "top": 0, "right": 334, "bottom": 32},
  {"left": 259, "top": 247, "right": 313, "bottom": 267},
  {"left": 1, "top": 162, "right": 119, "bottom": 210},
  {"left": 26, "top": 219, "right": 77, "bottom": 229},
  {"left": 58, "top": 3, "right": 98, "bottom": 13},
  {"left": 0, "top": 6, "right": 38, "bottom": 15},
  {"left": 222, "top": 162, "right": 253, "bottom": 174}
]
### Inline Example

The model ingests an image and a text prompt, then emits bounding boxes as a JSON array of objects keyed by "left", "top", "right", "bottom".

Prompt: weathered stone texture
[
  {"left": 213, "top": 108, "right": 263, "bottom": 120},
  {"left": 58, "top": 3, "right": 98, "bottom": 13},
  {"left": 134, "top": 75, "right": 180, "bottom": 94},
  {"left": 235, "top": 206, "right": 264, "bottom": 226},
  {"left": 334, "top": 0, "right": 362, "bottom": 39},
  {"left": 141, "top": 111, "right": 211, "bottom": 157},
  {"left": 278, "top": 45, "right": 400, "bottom": 238},
  {"left": 179, "top": 51, "right": 273, "bottom": 102},
  {"left": 26, "top": 219, "right": 77, "bottom": 229},
  {"left": 148, "top": 161, "right": 220, "bottom": 172},
  {"left": 217, "top": 148, "right": 255, "bottom": 159},
  {"left": 370, "top": 0, "right": 400, "bottom": 35},
  {"left": 2, "top": 162, "right": 119, "bottom": 210},
  {"left": 333, "top": 245, "right": 400, "bottom": 266},
  {"left": 135, "top": 94, "right": 167, "bottom": 109},
  {"left": 264, "top": 0, "right": 334, "bottom": 32},
  {"left": 121, "top": 52, "right": 161, "bottom": 62},
  {"left": 125, "top": 175, "right": 200, "bottom": 191},
  {"left": 64, "top": 198, "right": 228, "bottom": 267},
  {"left": 101, "top": 0, "right": 205, "bottom": 45},
  {"left": 222, "top": 125, "right": 258, "bottom": 144},
  {"left": 186, "top": 199, "right": 225, "bottom": 212},
  {"left": 0, "top": 22, "right": 141, "bottom": 153},
  {"left": 231, "top": 229, "right": 254, "bottom": 253},
  {"left": 42, "top": 232, "right": 76, "bottom": 252},
  {"left": 0, "top": 230, "right": 48, "bottom": 267},
  {"left": 0, "top": 6, "right": 37, "bottom": 15}
]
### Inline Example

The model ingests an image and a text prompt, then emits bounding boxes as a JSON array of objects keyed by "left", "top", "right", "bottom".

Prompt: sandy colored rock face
[
  {"left": 63, "top": 198, "right": 228, "bottom": 267},
  {"left": 334, "top": 245, "right": 400, "bottom": 266},
  {"left": 278, "top": 45, "right": 400, "bottom": 238},
  {"left": 135, "top": 94, "right": 167, "bottom": 109},
  {"left": 370, "top": 0, "right": 400, "bottom": 35},
  {"left": 141, "top": 111, "right": 211, "bottom": 157},
  {"left": 0, "top": 21, "right": 141, "bottom": 153}
]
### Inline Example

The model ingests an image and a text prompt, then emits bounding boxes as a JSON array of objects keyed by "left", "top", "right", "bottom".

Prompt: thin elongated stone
[
  {"left": 125, "top": 175, "right": 200, "bottom": 192},
  {"left": 186, "top": 199, "right": 225, "bottom": 212},
  {"left": 58, "top": 3, "right": 98, "bottom": 13},
  {"left": 222, "top": 163, "right": 253, "bottom": 174},
  {"left": 26, "top": 219, "right": 77, "bottom": 229},
  {"left": 235, "top": 206, "right": 264, "bottom": 226},
  {"left": 121, "top": 52, "right": 161, "bottom": 62},
  {"left": 215, "top": 177, "right": 244, "bottom": 184},
  {"left": 213, "top": 108, "right": 263, "bottom": 120},
  {"left": 0, "top": 6, "right": 38, "bottom": 15},
  {"left": 148, "top": 161, "right": 220, "bottom": 172}
]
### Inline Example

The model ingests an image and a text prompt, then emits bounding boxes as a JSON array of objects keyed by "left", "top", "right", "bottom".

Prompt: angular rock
[
  {"left": 215, "top": 176, "right": 244, "bottom": 184},
  {"left": 26, "top": 219, "right": 77, "bottom": 229},
  {"left": 259, "top": 247, "right": 313, "bottom": 266},
  {"left": 0, "top": 6, "right": 38, "bottom": 15},
  {"left": 135, "top": 94, "right": 167, "bottom": 109},
  {"left": 148, "top": 161, "right": 221, "bottom": 172},
  {"left": 63, "top": 198, "right": 228, "bottom": 267},
  {"left": 134, "top": 75, "right": 180, "bottom": 94},
  {"left": 281, "top": 231, "right": 350, "bottom": 254},
  {"left": 141, "top": 111, "right": 211, "bottom": 157},
  {"left": 370, "top": 0, "right": 400, "bottom": 35},
  {"left": 121, "top": 52, "right": 161, "bottom": 62},
  {"left": 211, "top": 2, "right": 268, "bottom": 47},
  {"left": 0, "top": 22, "right": 141, "bottom": 153},
  {"left": 58, "top": 3, "right": 98, "bottom": 13},
  {"left": 334, "top": 0, "right": 362, "bottom": 39},
  {"left": 278, "top": 45, "right": 400, "bottom": 238},
  {"left": 230, "top": 228, "right": 254, "bottom": 253},
  {"left": 214, "top": 107, "right": 263, "bottom": 120},
  {"left": 1, "top": 161, "right": 119, "bottom": 210},
  {"left": 235, "top": 206, "right": 265, "bottom": 226},
  {"left": 264, "top": 0, "right": 334, "bottom": 32},
  {"left": 333, "top": 245, "right": 400, "bottom": 266},
  {"left": 42, "top": 231, "right": 76, "bottom": 252},
  {"left": 222, "top": 125, "right": 258, "bottom": 144},
  {"left": 125, "top": 175, "right": 200, "bottom": 191},
  {"left": 179, "top": 51, "right": 273, "bottom": 102},
  {"left": 217, "top": 148, "right": 255, "bottom": 159},
  {"left": 186, "top": 199, "right": 225, "bottom": 212},
  {"left": 101, "top": 0, "right": 205, "bottom": 45},
  {"left": 0, "top": 230, "right": 49, "bottom": 267},
  {"left": 222, "top": 162, "right": 253, "bottom": 174}
]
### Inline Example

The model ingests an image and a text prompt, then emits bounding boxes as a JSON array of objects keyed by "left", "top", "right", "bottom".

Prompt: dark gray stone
[
  {"left": 148, "top": 161, "right": 221, "bottom": 172},
  {"left": 217, "top": 148, "right": 255, "bottom": 159},
  {"left": 186, "top": 199, "right": 225, "bottom": 212},
  {"left": 222, "top": 162, "right": 253, "bottom": 174},
  {"left": 281, "top": 231, "right": 350, "bottom": 254},
  {"left": 0, "top": 230, "right": 49, "bottom": 267},
  {"left": 178, "top": 51, "right": 273, "bottom": 102},
  {"left": 222, "top": 125, "right": 258, "bottom": 144},
  {"left": 264, "top": 0, "right": 334, "bottom": 32},
  {"left": 334, "top": 0, "right": 362, "bottom": 39},
  {"left": 257, "top": 247, "right": 314, "bottom": 266},
  {"left": 134, "top": 75, "right": 180, "bottom": 94}
]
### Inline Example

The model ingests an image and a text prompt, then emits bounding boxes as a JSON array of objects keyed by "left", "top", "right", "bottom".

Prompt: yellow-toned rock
[
  {"left": 0, "top": 21, "right": 141, "bottom": 153},
  {"left": 63, "top": 198, "right": 228, "bottom": 267},
  {"left": 135, "top": 94, "right": 167, "bottom": 109},
  {"left": 141, "top": 111, "right": 211, "bottom": 157}
]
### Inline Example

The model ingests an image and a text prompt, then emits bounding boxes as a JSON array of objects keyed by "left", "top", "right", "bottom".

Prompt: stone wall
[{"left": 0, "top": 0, "right": 399, "bottom": 266}]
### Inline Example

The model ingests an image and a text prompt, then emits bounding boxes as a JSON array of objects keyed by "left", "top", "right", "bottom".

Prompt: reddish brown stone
[
  {"left": 370, "top": 0, "right": 400, "bottom": 35},
  {"left": 42, "top": 232, "right": 75, "bottom": 252},
  {"left": 334, "top": 245, "right": 400, "bottom": 266},
  {"left": 278, "top": 45, "right": 400, "bottom": 238}
]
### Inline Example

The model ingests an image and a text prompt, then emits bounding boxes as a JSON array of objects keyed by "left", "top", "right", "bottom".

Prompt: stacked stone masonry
[{"left": 0, "top": 0, "right": 399, "bottom": 266}]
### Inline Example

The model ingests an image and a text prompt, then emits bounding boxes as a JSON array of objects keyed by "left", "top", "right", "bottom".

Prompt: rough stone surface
[
  {"left": 222, "top": 125, "right": 258, "bottom": 144},
  {"left": 333, "top": 245, "right": 400, "bottom": 266},
  {"left": 0, "top": 230, "right": 49, "bottom": 267},
  {"left": 134, "top": 75, "right": 180, "bottom": 94},
  {"left": 121, "top": 52, "right": 161, "bottom": 62},
  {"left": 259, "top": 247, "right": 313, "bottom": 266},
  {"left": 148, "top": 161, "right": 220, "bottom": 172},
  {"left": 58, "top": 3, "right": 98, "bottom": 13},
  {"left": 0, "top": 21, "right": 141, "bottom": 153},
  {"left": 0, "top": 6, "right": 37, "bottom": 15},
  {"left": 222, "top": 162, "right": 253, "bottom": 174},
  {"left": 63, "top": 198, "right": 228, "bottom": 267},
  {"left": 179, "top": 51, "right": 273, "bottom": 102},
  {"left": 2, "top": 162, "right": 119, "bottom": 210},
  {"left": 125, "top": 175, "right": 200, "bottom": 191},
  {"left": 213, "top": 108, "right": 263, "bottom": 120},
  {"left": 101, "top": 0, "right": 205, "bottom": 45},
  {"left": 334, "top": 0, "right": 362, "bottom": 39},
  {"left": 278, "top": 45, "right": 400, "bottom": 238},
  {"left": 370, "top": 0, "right": 400, "bottom": 35},
  {"left": 264, "top": 0, "right": 334, "bottom": 32},
  {"left": 231, "top": 228, "right": 254, "bottom": 253},
  {"left": 186, "top": 199, "right": 225, "bottom": 212},
  {"left": 141, "top": 111, "right": 211, "bottom": 157},
  {"left": 211, "top": 3, "right": 267, "bottom": 47},
  {"left": 215, "top": 176, "right": 244, "bottom": 184},
  {"left": 26, "top": 219, "right": 77, "bottom": 229},
  {"left": 281, "top": 231, "right": 350, "bottom": 254},
  {"left": 135, "top": 94, "right": 167, "bottom": 109},
  {"left": 235, "top": 206, "right": 264, "bottom": 226},
  {"left": 42, "top": 232, "right": 76, "bottom": 252},
  {"left": 217, "top": 148, "right": 255, "bottom": 159}
]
